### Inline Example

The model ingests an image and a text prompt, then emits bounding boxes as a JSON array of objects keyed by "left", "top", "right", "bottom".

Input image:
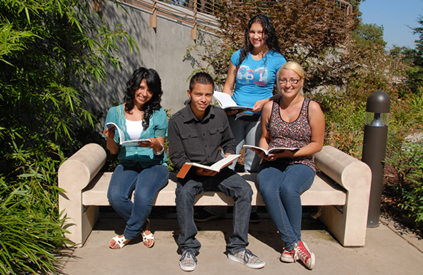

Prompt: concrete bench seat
[
  {"left": 59, "top": 143, "right": 371, "bottom": 248},
  {"left": 82, "top": 172, "right": 347, "bottom": 207}
]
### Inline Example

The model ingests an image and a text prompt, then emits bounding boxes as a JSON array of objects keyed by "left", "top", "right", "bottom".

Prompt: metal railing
[
  {"left": 119, "top": 0, "right": 220, "bottom": 39},
  {"left": 94, "top": 0, "right": 354, "bottom": 40},
  {"left": 336, "top": 0, "right": 353, "bottom": 15}
]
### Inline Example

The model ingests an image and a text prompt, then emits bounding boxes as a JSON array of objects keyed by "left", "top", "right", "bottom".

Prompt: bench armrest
[
  {"left": 58, "top": 143, "right": 107, "bottom": 246},
  {"left": 58, "top": 143, "right": 107, "bottom": 197},
  {"left": 315, "top": 146, "right": 371, "bottom": 191},
  {"left": 315, "top": 145, "right": 372, "bottom": 246}
]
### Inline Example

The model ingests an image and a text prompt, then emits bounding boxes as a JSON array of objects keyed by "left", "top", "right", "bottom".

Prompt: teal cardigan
[{"left": 104, "top": 104, "right": 168, "bottom": 167}]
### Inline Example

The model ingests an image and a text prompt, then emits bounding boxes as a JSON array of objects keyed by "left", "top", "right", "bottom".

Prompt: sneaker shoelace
[
  {"left": 243, "top": 249, "right": 259, "bottom": 263},
  {"left": 283, "top": 249, "right": 295, "bottom": 258},
  {"left": 180, "top": 249, "right": 197, "bottom": 264},
  {"left": 294, "top": 244, "right": 310, "bottom": 263}
]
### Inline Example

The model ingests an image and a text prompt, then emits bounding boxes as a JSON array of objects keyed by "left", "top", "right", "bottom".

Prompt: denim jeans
[
  {"left": 175, "top": 167, "right": 252, "bottom": 254},
  {"left": 257, "top": 162, "right": 315, "bottom": 251},
  {"left": 228, "top": 116, "right": 262, "bottom": 172},
  {"left": 107, "top": 164, "right": 169, "bottom": 240}
]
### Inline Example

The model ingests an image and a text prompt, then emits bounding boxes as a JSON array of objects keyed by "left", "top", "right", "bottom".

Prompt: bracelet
[{"left": 154, "top": 143, "right": 164, "bottom": 155}]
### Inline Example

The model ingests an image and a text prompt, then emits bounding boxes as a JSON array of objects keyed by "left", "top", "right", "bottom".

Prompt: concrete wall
[{"left": 85, "top": 1, "right": 213, "bottom": 118}]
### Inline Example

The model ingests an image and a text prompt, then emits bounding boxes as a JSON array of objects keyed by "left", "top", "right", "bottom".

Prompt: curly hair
[
  {"left": 124, "top": 67, "right": 163, "bottom": 130},
  {"left": 235, "top": 14, "right": 281, "bottom": 75}
]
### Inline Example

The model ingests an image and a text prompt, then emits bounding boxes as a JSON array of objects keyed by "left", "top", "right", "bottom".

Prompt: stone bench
[{"left": 58, "top": 143, "right": 372, "bottom": 247}]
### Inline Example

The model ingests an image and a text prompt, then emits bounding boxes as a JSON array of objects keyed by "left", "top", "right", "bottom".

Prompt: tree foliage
[
  {"left": 0, "top": 0, "right": 138, "bottom": 273},
  {"left": 401, "top": 15, "right": 423, "bottom": 95},
  {"left": 353, "top": 22, "right": 386, "bottom": 48},
  {"left": 187, "top": 0, "right": 409, "bottom": 153},
  {"left": 346, "top": 0, "right": 365, "bottom": 11},
  {"left": 191, "top": 0, "right": 359, "bottom": 92}
]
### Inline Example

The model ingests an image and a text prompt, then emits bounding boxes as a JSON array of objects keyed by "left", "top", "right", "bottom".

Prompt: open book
[
  {"left": 243, "top": 145, "right": 298, "bottom": 156},
  {"left": 176, "top": 154, "right": 241, "bottom": 179},
  {"left": 213, "top": 91, "right": 252, "bottom": 112},
  {"left": 106, "top": 122, "right": 151, "bottom": 147}
]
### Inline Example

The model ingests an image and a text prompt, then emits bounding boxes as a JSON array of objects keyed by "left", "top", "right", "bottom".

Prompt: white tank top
[{"left": 126, "top": 119, "right": 143, "bottom": 140}]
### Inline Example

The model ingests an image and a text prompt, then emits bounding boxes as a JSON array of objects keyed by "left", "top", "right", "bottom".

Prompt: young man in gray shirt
[{"left": 168, "top": 72, "right": 265, "bottom": 272}]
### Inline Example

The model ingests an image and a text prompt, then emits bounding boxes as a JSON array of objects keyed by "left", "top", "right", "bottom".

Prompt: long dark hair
[
  {"left": 124, "top": 67, "right": 163, "bottom": 130},
  {"left": 236, "top": 14, "right": 281, "bottom": 74}
]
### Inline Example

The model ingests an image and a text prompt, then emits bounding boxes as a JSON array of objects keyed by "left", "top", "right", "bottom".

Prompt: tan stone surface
[{"left": 60, "top": 215, "right": 423, "bottom": 275}]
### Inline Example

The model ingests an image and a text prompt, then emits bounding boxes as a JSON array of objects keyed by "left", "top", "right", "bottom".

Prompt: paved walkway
[{"left": 60, "top": 211, "right": 423, "bottom": 274}]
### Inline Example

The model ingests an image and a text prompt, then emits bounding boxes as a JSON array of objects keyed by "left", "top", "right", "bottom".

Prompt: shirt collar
[{"left": 182, "top": 104, "right": 215, "bottom": 123}]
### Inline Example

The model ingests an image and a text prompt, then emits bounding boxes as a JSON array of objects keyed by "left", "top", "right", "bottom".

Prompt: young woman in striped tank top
[{"left": 252, "top": 61, "right": 325, "bottom": 270}]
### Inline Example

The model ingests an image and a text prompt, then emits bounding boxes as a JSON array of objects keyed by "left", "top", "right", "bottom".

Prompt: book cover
[
  {"left": 176, "top": 154, "right": 241, "bottom": 179},
  {"left": 243, "top": 145, "right": 298, "bottom": 155},
  {"left": 106, "top": 122, "right": 151, "bottom": 147},
  {"left": 213, "top": 91, "right": 252, "bottom": 112}
]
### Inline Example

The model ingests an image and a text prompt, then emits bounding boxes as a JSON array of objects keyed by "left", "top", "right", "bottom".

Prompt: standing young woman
[
  {"left": 253, "top": 62, "right": 325, "bottom": 269},
  {"left": 103, "top": 67, "right": 169, "bottom": 249},
  {"left": 222, "top": 14, "right": 286, "bottom": 173}
]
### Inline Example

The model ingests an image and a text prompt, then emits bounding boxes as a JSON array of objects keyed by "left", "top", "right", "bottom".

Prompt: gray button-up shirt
[{"left": 168, "top": 104, "right": 236, "bottom": 172}]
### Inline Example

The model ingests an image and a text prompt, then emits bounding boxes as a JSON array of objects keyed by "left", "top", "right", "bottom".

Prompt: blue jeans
[
  {"left": 257, "top": 162, "right": 315, "bottom": 251},
  {"left": 228, "top": 116, "right": 261, "bottom": 172},
  {"left": 175, "top": 167, "right": 252, "bottom": 254},
  {"left": 107, "top": 164, "right": 169, "bottom": 240}
]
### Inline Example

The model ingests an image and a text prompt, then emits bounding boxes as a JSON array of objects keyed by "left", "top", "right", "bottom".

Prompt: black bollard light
[{"left": 362, "top": 91, "right": 390, "bottom": 228}]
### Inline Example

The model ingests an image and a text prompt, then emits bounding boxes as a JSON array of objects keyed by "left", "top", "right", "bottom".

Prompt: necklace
[
  {"left": 281, "top": 97, "right": 303, "bottom": 119},
  {"left": 283, "top": 107, "right": 296, "bottom": 119}
]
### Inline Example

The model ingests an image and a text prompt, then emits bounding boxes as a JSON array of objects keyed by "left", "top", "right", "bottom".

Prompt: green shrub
[
  {"left": 0, "top": 0, "right": 138, "bottom": 273},
  {"left": 386, "top": 142, "right": 423, "bottom": 233},
  {"left": 315, "top": 91, "right": 366, "bottom": 158},
  {"left": 0, "top": 184, "right": 70, "bottom": 274},
  {"left": 0, "top": 154, "right": 72, "bottom": 274},
  {"left": 400, "top": 177, "right": 423, "bottom": 231}
]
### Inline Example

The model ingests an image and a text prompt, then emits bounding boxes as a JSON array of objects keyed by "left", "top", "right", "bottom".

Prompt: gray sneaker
[
  {"left": 179, "top": 249, "right": 197, "bottom": 272},
  {"left": 228, "top": 249, "right": 265, "bottom": 269}
]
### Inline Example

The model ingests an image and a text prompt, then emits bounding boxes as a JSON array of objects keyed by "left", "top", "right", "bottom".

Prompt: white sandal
[
  {"left": 109, "top": 235, "right": 130, "bottom": 249},
  {"left": 142, "top": 219, "right": 155, "bottom": 248},
  {"left": 142, "top": 231, "right": 154, "bottom": 248}
]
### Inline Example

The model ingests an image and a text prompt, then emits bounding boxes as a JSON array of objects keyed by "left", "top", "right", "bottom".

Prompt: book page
[
  {"left": 213, "top": 91, "right": 250, "bottom": 111},
  {"left": 243, "top": 145, "right": 298, "bottom": 155},
  {"left": 121, "top": 139, "right": 152, "bottom": 147},
  {"left": 213, "top": 91, "right": 237, "bottom": 109},
  {"left": 176, "top": 154, "right": 240, "bottom": 179},
  {"left": 106, "top": 122, "right": 151, "bottom": 147},
  {"left": 106, "top": 122, "right": 125, "bottom": 143},
  {"left": 209, "top": 154, "right": 240, "bottom": 170}
]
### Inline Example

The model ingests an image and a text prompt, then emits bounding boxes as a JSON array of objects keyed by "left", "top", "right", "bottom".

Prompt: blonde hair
[{"left": 276, "top": 61, "right": 305, "bottom": 96}]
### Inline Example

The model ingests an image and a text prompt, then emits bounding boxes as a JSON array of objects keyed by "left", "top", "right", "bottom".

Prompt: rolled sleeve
[
  {"left": 219, "top": 118, "right": 236, "bottom": 154},
  {"left": 168, "top": 115, "right": 189, "bottom": 170},
  {"left": 153, "top": 109, "right": 168, "bottom": 138}
]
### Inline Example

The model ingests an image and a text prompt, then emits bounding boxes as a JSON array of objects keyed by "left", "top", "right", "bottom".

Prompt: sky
[{"left": 360, "top": 0, "right": 423, "bottom": 49}]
